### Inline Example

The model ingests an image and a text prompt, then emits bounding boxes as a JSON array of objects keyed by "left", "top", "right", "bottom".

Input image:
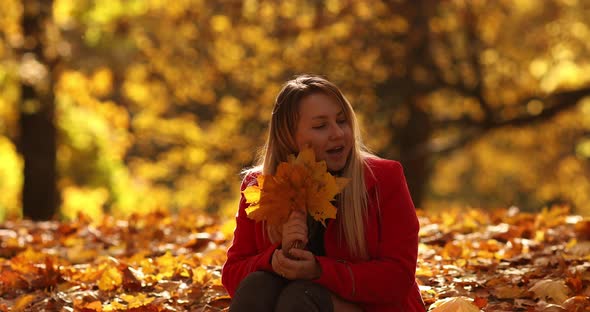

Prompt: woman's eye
[
  {"left": 337, "top": 119, "right": 347, "bottom": 124},
  {"left": 312, "top": 124, "right": 326, "bottom": 129}
]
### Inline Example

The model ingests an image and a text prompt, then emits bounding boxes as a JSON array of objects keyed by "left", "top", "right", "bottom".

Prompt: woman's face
[{"left": 295, "top": 93, "right": 353, "bottom": 172}]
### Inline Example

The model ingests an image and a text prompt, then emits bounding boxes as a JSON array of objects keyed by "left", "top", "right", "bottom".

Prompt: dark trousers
[{"left": 229, "top": 271, "right": 334, "bottom": 312}]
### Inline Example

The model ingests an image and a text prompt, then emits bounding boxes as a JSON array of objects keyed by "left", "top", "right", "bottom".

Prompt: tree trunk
[
  {"left": 382, "top": 0, "right": 436, "bottom": 209},
  {"left": 398, "top": 101, "right": 433, "bottom": 209},
  {"left": 19, "top": 0, "right": 58, "bottom": 220}
]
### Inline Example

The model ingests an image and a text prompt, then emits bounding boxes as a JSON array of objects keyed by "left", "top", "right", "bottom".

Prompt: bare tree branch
[
  {"left": 433, "top": 86, "right": 590, "bottom": 127},
  {"left": 493, "top": 87, "right": 590, "bottom": 127},
  {"left": 418, "top": 86, "right": 590, "bottom": 157}
]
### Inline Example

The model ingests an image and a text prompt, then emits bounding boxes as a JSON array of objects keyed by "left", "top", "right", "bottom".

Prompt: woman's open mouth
[{"left": 326, "top": 146, "right": 345, "bottom": 157}]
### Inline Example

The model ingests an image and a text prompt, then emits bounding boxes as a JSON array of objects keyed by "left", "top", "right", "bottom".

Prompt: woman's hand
[
  {"left": 281, "top": 209, "right": 308, "bottom": 257},
  {"left": 272, "top": 248, "right": 321, "bottom": 280}
]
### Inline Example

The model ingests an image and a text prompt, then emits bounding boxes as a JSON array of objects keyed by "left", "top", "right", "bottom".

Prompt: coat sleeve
[
  {"left": 313, "top": 161, "right": 420, "bottom": 305},
  {"left": 221, "top": 173, "right": 280, "bottom": 297}
]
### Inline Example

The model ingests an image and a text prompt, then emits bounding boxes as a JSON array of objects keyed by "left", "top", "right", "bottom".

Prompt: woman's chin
[
  {"left": 327, "top": 162, "right": 346, "bottom": 173},
  {"left": 325, "top": 150, "right": 350, "bottom": 173}
]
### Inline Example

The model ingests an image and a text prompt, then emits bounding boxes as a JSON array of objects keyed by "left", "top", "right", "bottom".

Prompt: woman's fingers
[
  {"left": 282, "top": 209, "right": 308, "bottom": 249},
  {"left": 283, "top": 228, "right": 306, "bottom": 243},
  {"left": 287, "top": 210, "right": 307, "bottom": 228},
  {"left": 276, "top": 250, "right": 299, "bottom": 271},
  {"left": 275, "top": 249, "right": 292, "bottom": 266},
  {"left": 275, "top": 248, "right": 320, "bottom": 280},
  {"left": 271, "top": 249, "right": 285, "bottom": 277},
  {"left": 289, "top": 249, "right": 321, "bottom": 279},
  {"left": 284, "top": 222, "right": 307, "bottom": 234},
  {"left": 286, "top": 213, "right": 306, "bottom": 230},
  {"left": 285, "top": 215, "right": 307, "bottom": 238},
  {"left": 286, "top": 230, "right": 307, "bottom": 243},
  {"left": 287, "top": 248, "right": 313, "bottom": 260},
  {"left": 273, "top": 249, "right": 296, "bottom": 278},
  {"left": 274, "top": 250, "right": 295, "bottom": 278},
  {"left": 291, "top": 208, "right": 306, "bottom": 218}
]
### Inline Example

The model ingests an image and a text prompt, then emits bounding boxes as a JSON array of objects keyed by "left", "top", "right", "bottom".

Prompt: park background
[
  {"left": 1, "top": 0, "right": 590, "bottom": 222},
  {"left": 2, "top": 1, "right": 590, "bottom": 311}
]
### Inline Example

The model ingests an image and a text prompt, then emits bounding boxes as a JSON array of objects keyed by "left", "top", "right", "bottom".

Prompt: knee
[
  {"left": 230, "top": 271, "right": 284, "bottom": 312},
  {"left": 237, "top": 271, "right": 277, "bottom": 290},
  {"left": 275, "top": 280, "right": 333, "bottom": 312}
]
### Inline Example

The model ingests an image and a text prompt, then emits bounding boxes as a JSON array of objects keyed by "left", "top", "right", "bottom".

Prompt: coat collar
[{"left": 363, "top": 157, "right": 380, "bottom": 191}]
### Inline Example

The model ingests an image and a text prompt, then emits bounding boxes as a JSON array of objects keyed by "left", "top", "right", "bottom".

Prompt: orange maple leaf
[{"left": 243, "top": 147, "right": 349, "bottom": 227}]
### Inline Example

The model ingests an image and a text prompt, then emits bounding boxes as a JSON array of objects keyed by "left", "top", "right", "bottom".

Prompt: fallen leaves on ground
[
  {"left": 419, "top": 206, "right": 590, "bottom": 311},
  {"left": 428, "top": 296, "right": 480, "bottom": 312},
  {"left": 1, "top": 206, "right": 589, "bottom": 311},
  {"left": 0, "top": 210, "right": 230, "bottom": 311}
]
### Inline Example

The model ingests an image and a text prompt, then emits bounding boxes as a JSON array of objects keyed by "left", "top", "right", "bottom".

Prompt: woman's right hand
[{"left": 281, "top": 209, "right": 308, "bottom": 256}]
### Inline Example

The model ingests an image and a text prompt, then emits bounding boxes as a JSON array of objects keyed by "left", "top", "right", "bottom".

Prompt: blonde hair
[{"left": 251, "top": 74, "right": 372, "bottom": 260}]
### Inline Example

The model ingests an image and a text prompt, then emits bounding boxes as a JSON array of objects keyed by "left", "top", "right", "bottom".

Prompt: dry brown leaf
[
  {"left": 539, "top": 304, "right": 567, "bottom": 311},
  {"left": 574, "top": 220, "right": 590, "bottom": 240},
  {"left": 472, "top": 297, "right": 488, "bottom": 309},
  {"left": 66, "top": 243, "right": 98, "bottom": 264},
  {"left": 529, "top": 279, "right": 570, "bottom": 304},
  {"left": 562, "top": 296, "right": 590, "bottom": 311},
  {"left": 428, "top": 296, "right": 480, "bottom": 312},
  {"left": 82, "top": 301, "right": 102, "bottom": 311},
  {"left": 12, "top": 294, "right": 35, "bottom": 312},
  {"left": 492, "top": 285, "right": 525, "bottom": 299},
  {"left": 567, "top": 240, "right": 590, "bottom": 257}
]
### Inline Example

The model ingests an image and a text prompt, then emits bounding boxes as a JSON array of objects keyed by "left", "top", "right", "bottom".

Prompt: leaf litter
[{"left": 0, "top": 205, "right": 589, "bottom": 311}]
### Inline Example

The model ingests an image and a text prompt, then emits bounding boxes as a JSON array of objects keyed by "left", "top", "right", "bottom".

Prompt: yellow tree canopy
[{"left": 0, "top": 0, "right": 589, "bottom": 219}]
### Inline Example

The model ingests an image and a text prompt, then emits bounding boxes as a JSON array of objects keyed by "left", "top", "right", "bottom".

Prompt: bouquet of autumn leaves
[{"left": 242, "top": 147, "right": 349, "bottom": 249}]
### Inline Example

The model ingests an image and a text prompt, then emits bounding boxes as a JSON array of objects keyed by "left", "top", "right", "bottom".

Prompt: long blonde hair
[{"left": 251, "top": 74, "right": 372, "bottom": 259}]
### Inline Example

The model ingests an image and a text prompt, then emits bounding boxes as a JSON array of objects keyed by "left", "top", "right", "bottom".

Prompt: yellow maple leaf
[
  {"left": 82, "top": 301, "right": 102, "bottom": 311},
  {"left": 243, "top": 147, "right": 348, "bottom": 227},
  {"left": 122, "top": 293, "right": 155, "bottom": 309},
  {"left": 307, "top": 170, "right": 349, "bottom": 226},
  {"left": 98, "top": 265, "right": 123, "bottom": 291},
  {"left": 241, "top": 180, "right": 262, "bottom": 204}
]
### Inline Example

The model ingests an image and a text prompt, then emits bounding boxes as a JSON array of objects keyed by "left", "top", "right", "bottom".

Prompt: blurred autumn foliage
[
  {"left": 1, "top": 0, "right": 590, "bottom": 220},
  {"left": 1, "top": 206, "right": 589, "bottom": 311}
]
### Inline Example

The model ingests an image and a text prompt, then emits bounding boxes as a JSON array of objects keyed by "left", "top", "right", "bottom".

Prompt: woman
[{"left": 222, "top": 75, "right": 425, "bottom": 312}]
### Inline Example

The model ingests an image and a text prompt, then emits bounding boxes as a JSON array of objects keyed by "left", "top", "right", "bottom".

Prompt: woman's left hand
[{"left": 272, "top": 248, "right": 322, "bottom": 280}]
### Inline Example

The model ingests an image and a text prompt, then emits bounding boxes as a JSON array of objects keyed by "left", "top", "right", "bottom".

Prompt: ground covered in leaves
[{"left": 1, "top": 207, "right": 589, "bottom": 311}]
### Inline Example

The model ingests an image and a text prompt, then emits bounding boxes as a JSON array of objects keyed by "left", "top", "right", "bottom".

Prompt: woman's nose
[{"left": 329, "top": 123, "right": 344, "bottom": 139}]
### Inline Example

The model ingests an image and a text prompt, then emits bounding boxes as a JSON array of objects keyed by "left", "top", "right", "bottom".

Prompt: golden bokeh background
[{"left": 1, "top": 0, "right": 589, "bottom": 221}]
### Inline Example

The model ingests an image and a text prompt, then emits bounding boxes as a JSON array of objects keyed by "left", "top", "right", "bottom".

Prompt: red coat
[{"left": 222, "top": 157, "right": 425, "bottom": 312}]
